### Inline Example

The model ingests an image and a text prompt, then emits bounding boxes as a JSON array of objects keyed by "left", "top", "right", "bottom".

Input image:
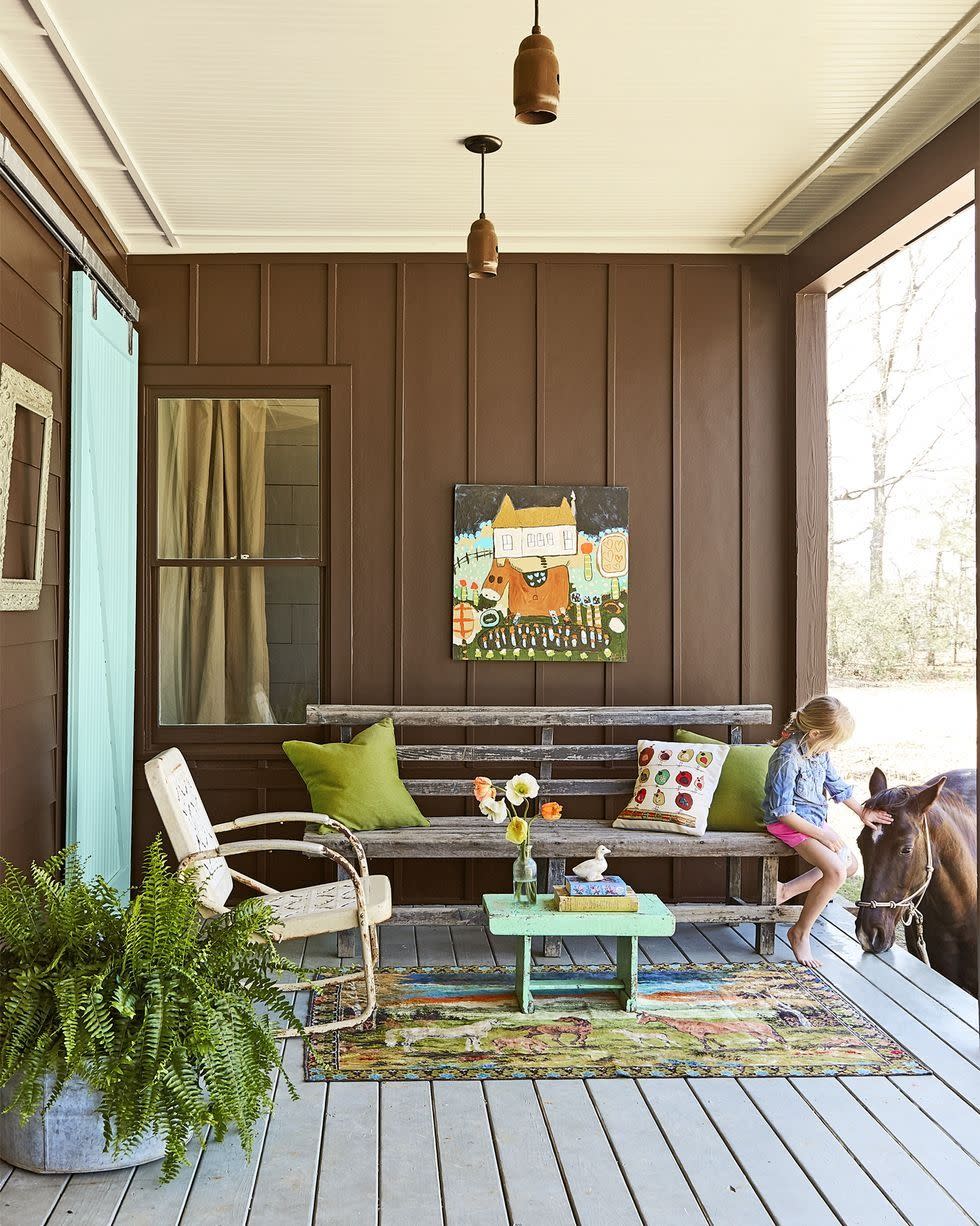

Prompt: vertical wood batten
[
  {"left": 127, "top": 252, "right": 794, "bottom": 902},
  {"left": 259, "top": 261, "right": 270, "bottom": 364},
  {"left": 393, "top": 261, "right": 406, "bottom": 705},
  {"left": 795, "top": 290, "right": 829, "bottom": 703}
]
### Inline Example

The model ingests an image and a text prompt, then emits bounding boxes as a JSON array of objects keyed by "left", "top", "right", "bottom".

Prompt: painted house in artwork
[{"left": 492, "top": 493, "right": 578, "bottom": 560}]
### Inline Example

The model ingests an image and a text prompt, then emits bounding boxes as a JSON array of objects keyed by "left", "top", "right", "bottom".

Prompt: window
[{"left": 154, "top": 396, "right": 322, "bottom": 725}]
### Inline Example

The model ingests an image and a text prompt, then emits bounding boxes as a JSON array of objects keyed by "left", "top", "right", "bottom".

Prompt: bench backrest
[{"left": 306, "top": 705, "right": 772, "bottom": 804}]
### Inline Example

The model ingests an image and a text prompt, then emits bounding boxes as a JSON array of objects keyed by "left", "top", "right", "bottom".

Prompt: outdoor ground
[{"left": 827, "top": 677, "right": 975, "bottom": 907}]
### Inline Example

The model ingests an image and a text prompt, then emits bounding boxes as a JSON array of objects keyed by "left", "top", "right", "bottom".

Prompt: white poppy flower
[
  {"left": 480, "top": 796, "right": 508, "bottom": 823},
  {"left": 505, "top": 773, "right": 539, "bottom": 805}
]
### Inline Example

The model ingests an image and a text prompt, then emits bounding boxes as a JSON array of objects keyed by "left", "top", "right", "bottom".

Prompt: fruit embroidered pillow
[{"left": 613, "top": 740, "right": 730, "bottom": 836}]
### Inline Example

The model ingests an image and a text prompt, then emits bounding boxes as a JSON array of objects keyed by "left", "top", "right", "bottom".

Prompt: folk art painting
[{"left": 452, "top": 484, "right": 629, "bottom": 662}]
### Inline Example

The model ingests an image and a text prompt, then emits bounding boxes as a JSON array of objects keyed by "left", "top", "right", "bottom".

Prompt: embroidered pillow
[{"left": 613, "top": 739, "right": 730, "bottom": 836}]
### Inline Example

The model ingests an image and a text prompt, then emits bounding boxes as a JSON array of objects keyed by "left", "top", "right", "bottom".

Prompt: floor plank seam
[
  {"left": 427, "top": 1081, "right": 448, "bottom": 1226},
  {"left": 583, "top": 1077, "right": 676, "bottom": 1226},
  {"left": 836, "top": 1077, "right": 980, "bottom": 1220},
  {"left": 632, "top": 1083, "right": 714, "bottom": 1225},
  {"left": 888, "top": 1075, "right": 980, "bottom": 1159},
  {"left": 530, "top": 1079, "right": 585, "bottom": 1226},
  {"left": 479, "top": 1080, "right": 516, "bottom": 1226},
  {"left": 785, "top": 1078, "right": 917, "bottom": 1225}
]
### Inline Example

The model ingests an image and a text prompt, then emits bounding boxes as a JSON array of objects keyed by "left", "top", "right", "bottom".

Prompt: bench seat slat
[
  {"left": 306, "top": 817, "right": 793, "bottom": 859},
  {"left": 307, "top": 704, "right": 772, "bottom": 728}
]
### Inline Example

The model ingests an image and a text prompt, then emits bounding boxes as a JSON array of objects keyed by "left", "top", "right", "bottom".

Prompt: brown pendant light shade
[
  {"left": 467, "top": 216, "right": 498, "bottom": 279},
  {"left": 463, "top": 135, "right": 502, "bottom": 279},
  {"left": 514, "top": 1, "right": 559, "bottom": 124}
]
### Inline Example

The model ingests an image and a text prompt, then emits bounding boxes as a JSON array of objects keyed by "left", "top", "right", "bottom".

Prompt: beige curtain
[{"left": 158, "top": 399, "right": 271, "bottom": 723}]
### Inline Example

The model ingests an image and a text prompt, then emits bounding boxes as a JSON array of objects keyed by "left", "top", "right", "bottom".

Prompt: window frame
[{"left": 138, "top": 365, "right": 352, "bottom": 752}]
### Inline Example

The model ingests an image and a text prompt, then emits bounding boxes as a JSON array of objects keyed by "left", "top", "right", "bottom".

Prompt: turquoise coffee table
[{"left": 483, "top": 893, "right": 676, "bottom": 1013}]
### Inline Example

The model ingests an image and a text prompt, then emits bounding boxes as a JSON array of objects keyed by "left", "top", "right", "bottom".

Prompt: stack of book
[{"left": 553, "top": 875, "right": 638, "bottom": 912}]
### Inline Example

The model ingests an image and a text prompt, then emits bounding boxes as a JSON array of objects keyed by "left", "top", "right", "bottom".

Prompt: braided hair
[{"left": 772, "top": 695, "right": 855, "bottom": 757}]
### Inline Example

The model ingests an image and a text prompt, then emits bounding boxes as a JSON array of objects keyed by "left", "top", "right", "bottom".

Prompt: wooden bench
[{"left": 304, "top": 704, "right": 802, "bottom": 957}]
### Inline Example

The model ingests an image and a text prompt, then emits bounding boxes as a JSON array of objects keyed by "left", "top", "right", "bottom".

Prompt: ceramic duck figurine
[{"left": 572, "top": 845, "right": 610, "bottom": 882}]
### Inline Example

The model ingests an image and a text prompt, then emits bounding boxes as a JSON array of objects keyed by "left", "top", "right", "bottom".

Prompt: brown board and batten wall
[
  {"left": 127, "top": 253, "right": 794, "bottom": 903},
  {"left": 0, "top": 72, "right": 128, "bottom": 869}
]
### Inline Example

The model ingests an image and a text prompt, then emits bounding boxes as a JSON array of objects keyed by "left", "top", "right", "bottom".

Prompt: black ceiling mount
[{"left": 463, "top": 135, "right": 503, "bottom": 156}]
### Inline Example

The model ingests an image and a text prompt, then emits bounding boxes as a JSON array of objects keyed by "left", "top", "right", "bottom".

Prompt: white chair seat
[{"left": 264, "top": 874, "right": 392, "bottom": 939}]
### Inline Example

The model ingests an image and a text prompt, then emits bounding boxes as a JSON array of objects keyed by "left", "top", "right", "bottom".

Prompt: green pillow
[
  {"left": 675, "top": 729, "right": 772, "bottom": 832},
  {"left": 283, "top": 718, "right": 429, "bottom": 832}
]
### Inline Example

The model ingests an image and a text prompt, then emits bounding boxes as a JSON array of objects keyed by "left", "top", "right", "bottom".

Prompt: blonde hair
[{"left": 774, "top": 695, "right": 854, "bottom": 757}]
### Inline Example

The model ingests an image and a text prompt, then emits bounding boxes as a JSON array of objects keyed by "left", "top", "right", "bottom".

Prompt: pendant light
[
  {"left": 464, "top": 135, "right": 502, "bottom": 279},
  {"left": 513, "top": 0, "right": 559, "bottom": 124}
]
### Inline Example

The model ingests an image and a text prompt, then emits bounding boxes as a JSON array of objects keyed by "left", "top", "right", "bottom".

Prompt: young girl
[{"left": 764, "top": 695, "right": 891, "bottom": 968}]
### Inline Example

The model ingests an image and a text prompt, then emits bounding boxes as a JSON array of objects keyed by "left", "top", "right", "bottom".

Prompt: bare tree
[{"left": 828, "top": 228, "right": 972, "bottom": 596}]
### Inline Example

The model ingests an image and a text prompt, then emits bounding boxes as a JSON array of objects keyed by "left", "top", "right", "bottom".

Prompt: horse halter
[{"left": 854, "top": 817, "right": 935, "bottom": 963}]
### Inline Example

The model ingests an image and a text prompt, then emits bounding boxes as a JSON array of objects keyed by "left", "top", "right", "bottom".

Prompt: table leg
[
  {"left": 616, "top": 935, "right": 638, "bottom": 1012},
  {"left": 543, "top": 858, "right": 566, "bottom": 956},
  {"left": 516, "top": 935, "right": 534, "bottom": 1013}
]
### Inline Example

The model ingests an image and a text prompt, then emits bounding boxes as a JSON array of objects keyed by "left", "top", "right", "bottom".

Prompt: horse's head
[
  {"left": 856, "top": 767, "right": 945, "bottom": 953},
  {"left": 480, "top": 559, "right": 511, "bottom": 602}
]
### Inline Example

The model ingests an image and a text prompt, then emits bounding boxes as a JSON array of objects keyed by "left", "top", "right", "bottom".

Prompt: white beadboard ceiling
[{"left": 0, "top": 0, "right": 977, "bottom": 254}]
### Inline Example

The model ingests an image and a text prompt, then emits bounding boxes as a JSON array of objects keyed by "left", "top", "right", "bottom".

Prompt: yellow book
[{"left": 553, "top": 885, "right": 639, "bottom": 913}]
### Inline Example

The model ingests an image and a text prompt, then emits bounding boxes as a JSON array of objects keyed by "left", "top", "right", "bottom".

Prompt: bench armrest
[{"left": 212, "top": 812, "right": 370, "bottom": 878}]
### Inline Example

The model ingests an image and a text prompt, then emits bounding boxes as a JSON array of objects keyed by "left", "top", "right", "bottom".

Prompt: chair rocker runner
[{"left": 144, "top": 748, "right": 391, "bottom": 1037}]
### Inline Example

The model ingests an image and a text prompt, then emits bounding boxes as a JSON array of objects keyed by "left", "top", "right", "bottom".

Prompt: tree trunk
[{"left": 869, "top": 391, "right": 888, "bottom": 595}]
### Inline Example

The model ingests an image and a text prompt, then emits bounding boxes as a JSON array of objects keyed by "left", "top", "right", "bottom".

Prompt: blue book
[{"left": 565, "top": 874, "right": 629, "bottom": 896}]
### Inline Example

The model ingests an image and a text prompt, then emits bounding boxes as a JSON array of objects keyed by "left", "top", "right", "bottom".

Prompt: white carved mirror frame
[{"left": 0, "top": 364, "right": 54, "bottom": 611}]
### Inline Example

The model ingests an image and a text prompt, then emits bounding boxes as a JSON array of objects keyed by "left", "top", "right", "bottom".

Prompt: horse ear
[
  {"left": 912, "top": 776, "right": 946, "bottom": 817},
  {"left": 869, "top": 767, "right": 887, "bottom": 796}
]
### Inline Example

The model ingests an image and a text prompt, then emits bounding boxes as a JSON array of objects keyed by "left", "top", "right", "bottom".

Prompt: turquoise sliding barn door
[{"left": 67, "top": 274, "right": 139, "bottom": 891}]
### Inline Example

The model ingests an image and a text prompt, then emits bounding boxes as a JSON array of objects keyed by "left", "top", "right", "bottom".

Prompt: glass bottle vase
[{"left": 513, "top": 839, "right": 537, "bottom": 905}]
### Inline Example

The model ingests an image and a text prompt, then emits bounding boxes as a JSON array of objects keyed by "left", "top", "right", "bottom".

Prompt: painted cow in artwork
[{"left": 481, "top": 558, "right": 570, "bottom": 619}]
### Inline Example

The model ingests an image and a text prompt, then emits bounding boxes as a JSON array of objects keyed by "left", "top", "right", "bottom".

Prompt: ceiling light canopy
[
  {"left": 513, "top": 0, "right": 559, "bottom": 125},
  {"left": 464, "top": 135, "right": 502, "bottom": 279}
]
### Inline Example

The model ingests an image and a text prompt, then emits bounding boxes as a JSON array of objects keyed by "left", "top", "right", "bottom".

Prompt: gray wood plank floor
[{"left": 1, "top": 913, "right": 977, "bottom": 1226}]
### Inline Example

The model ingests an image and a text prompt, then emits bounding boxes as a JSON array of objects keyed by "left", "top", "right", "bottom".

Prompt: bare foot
[{"left": 787, "top": 925, "right": 821, "bottom": 968}]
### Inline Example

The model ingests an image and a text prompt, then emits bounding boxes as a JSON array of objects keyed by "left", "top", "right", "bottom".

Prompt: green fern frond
[{"left": 0, "top": 837, "right": 299, "bottom": 1183}]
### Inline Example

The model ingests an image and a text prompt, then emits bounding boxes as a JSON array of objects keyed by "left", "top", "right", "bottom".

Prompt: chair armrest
[
  {"left": 183, "top": 839, "right": 358, "bottom": 882},
  {"left": 212, "top": 812, "right": 370, "bottom": 878},
  {"left": 211, "top": 812, "right": 314, "bottom": 833}
]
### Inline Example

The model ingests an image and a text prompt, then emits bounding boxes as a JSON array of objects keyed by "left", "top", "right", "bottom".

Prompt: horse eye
[{"left": 900, "top": 846, "right": 913, "bottom": 856}]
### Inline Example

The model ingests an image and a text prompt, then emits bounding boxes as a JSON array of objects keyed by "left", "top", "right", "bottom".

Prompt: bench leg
[
  {"left": 726, "top": 856, "right": 742, "bottom": 903},
  {"left": 516, "top": 935, "right": 534, "bottom": 1013},
  {"left": 755, "top": 856, "right": 779, "bottom": 956},
  {"left": 336, "top": 864, "right": 358, "bottom": 958},
  {"left": 616, "top": 935, "right": 638, "bottom": 1012},
  {"left": 541, "top": 858, "right": 566, "bottom": 957}
]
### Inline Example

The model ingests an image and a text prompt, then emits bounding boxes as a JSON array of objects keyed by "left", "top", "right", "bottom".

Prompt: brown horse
[
  {"left": 856, "top": 767, "right": 977, "bottom": 996},
  {"left": 480, "top": 558, "right": 570, "bottom": 619}
]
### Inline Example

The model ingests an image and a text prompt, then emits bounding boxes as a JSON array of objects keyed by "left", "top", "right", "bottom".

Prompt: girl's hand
[
  {"left": 820, "top": 828, "right": 847, "bottom": 853},
  {"left": 861, "top": 807, "right": 892, "bottom": 830}
]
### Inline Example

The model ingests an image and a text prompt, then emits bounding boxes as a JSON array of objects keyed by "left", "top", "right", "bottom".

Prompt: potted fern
[{"left": 0, "top": 838, "right": 302, "bottom": 1182}]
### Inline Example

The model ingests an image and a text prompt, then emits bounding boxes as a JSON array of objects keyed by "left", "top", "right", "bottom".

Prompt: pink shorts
[{"left": 767, "top": 820, "right": 809, "bottom": 848}]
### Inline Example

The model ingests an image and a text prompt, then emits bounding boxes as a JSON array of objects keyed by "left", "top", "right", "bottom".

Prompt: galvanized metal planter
[{"left": 0, "top": 1074, "right": 166, "bottom": 1174}]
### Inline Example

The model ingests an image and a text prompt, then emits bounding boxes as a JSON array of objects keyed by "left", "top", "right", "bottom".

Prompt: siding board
[{"left": 128, "top": 252, "right": 793, "bottom": 902}]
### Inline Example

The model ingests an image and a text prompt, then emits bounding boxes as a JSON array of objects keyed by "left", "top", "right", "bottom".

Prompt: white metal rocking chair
[{"left": 144, "top": 747, "right": 391, "bottom": 1037}]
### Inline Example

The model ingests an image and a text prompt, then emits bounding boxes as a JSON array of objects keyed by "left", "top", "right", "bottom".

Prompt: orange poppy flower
[
  {"left": 540, "top": 801, "right": 563, "bottom": 821},
  {"left": 473, "top": 776, "right": 495, "bottom": 803}
]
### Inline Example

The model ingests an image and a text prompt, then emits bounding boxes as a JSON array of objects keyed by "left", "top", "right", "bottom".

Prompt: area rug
[{"left": 304, "top": 963, "right": 925, "bottom": 1081}]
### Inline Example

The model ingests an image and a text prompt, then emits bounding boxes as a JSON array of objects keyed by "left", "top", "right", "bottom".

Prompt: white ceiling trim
[
  {"left": 0, "top": 2, "right": 976, "bottom": 258},
  {"left": 122, "top": 232, "right": 785, "bottom": 257},
  {"left": 732, "top": 4, "right": 980, "bottom": 248},
  {"left": 21, "top": 0, "right": 178, "bottom": 247}
]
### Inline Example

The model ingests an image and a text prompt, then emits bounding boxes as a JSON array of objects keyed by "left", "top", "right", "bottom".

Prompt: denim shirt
[{"left": 762, "top": 734, "right": 853, "bottom": 827}]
